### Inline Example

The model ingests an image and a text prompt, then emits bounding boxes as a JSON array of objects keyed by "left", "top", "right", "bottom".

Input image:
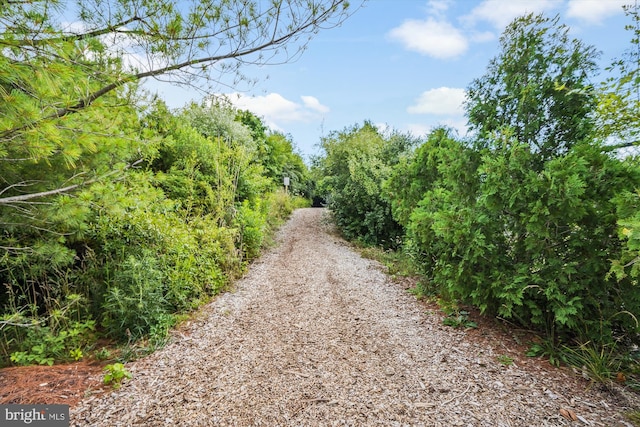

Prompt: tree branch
[
  {"left": 601, "top": 140, "right": 640, "bottom": 152},
  {"left": 0, "top": 0, "right": 352, "bottom": 141},
  {"left": 0, "top": 159, "right": 143, "bottom": 204},
  {"left": 0, "top": 15, "right": 145, "bottom": 48}
]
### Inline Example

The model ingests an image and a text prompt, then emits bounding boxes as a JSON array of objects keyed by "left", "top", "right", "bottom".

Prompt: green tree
[
  {"left": 264, "top": 132, "right": 310, "bottom": 196},
  {"left": 465, "top": 13, "right": 598, "bottom": 163},
  {"left": 597, "top": 4, "right": 640, "bottom": 150},
  {"left": 385, "top": 14, "right": 640, "bottom": 348},
  {"left": 385, "top": 127, "right": 479, "bottom": 229},
  {"left": 318, "top": 122, "right": 417, "bottom": 247},
  {"left": 604, "top": 6, "right": 640, "bottom": 326},
  {"left": 234, "top": 110, "right": 309, "bottom": 195}
]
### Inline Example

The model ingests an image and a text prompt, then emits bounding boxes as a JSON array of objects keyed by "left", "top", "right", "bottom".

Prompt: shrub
[
  {"left": 101, "top": 252, "right": 169, "bottom": 340},
  {"left": 318, "top": 122, "right": 416, "bottom": 248},
  {"left": 397, "top": 131, "right": 640, "bottom": 346}
]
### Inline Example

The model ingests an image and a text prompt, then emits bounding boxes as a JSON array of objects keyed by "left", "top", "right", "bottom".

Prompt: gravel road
[{"left": 72, "top": 208, "right": 635, "bottom": 426}]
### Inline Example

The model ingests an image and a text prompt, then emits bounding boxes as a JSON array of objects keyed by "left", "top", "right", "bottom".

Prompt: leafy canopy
[{"left": 465, "top": 13, "right": 598, "bottom": 163}]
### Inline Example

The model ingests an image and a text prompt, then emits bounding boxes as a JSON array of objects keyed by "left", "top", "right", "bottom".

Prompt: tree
[
  {"left": 465, "top": 13, "right": 598, "bottom": 164},
  {"left": 317, "top": 122, "right": 417, "bottom": 247},
  {"left": 459, "top": 13, "right": 640, "bottom": 345},
  {"left": 385, "top": 127, "right": 479, "bottom": 228},
  {"left": 0, "top": 0, "right": 357, "bottom": 205},
  {"left": 597, "top": 4, "right": 640, "bottom": 150},
  {"left": 606, "top": 6, "right": 640, "bottom": 320},
  {"left": 235, "top": 110, "right": 309, "bottom": 196}
]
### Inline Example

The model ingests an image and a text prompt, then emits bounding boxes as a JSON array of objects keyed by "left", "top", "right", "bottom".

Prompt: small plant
[
  {"left": 626, "top": 410, "right": 640, "bottom": 426},
  {"left": 10, "top": 345, "right": 54, "bottom": 366},
  {"left": 497, "top": 355, "right": 514, "bottom": 366},
  {"left": 9, "top": 320, "right": 95, "bottom": 366},
  {"left": 442, "top": 311, "right": 478, "bottom": 329},
  {"left": 103, "top": 363, "right": 132, "bottom": 389},
  {"left": 439, "top": 301, "right": 477, "bottom": 329},
  {"left": 526, "top": 339, "right": 565, "bottom": 367},
  {"left": 407, "top": 285, "right": 428, "bottom": 300},
  {"left": 69, "top": 348, "right": 83, "bottom": 361},
  {"left": 562, "top": 342, "right": 623, "bottom": 384},
  {"left": 94, "top": 347, "right": 112, "bottom": 361}
]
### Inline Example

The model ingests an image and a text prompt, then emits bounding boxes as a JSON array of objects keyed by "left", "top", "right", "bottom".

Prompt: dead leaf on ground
[{"left": 560, "top": 408, "right": 578, "bottom": 421}]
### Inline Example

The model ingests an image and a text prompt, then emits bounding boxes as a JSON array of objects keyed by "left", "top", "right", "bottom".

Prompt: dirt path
[{"left": 72, "top": 208, "right": 634, "bottom": 426}]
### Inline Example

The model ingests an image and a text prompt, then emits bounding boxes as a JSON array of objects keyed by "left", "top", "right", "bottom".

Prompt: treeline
[
  {"left": 0, "top": 96, "right": 311, "bottom": 366},
  {"left": 315, "top": 11, "right": 640, "bottom": 359}
]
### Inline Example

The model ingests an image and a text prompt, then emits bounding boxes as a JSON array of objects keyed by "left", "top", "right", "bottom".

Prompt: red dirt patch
[{"left": 0, "top": 361, "right": 108, "bottom": 408}]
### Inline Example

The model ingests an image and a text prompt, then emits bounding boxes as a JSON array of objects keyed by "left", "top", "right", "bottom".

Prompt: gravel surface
[{"left": 72, "top": 208, "right": 636, "bottom": 426}]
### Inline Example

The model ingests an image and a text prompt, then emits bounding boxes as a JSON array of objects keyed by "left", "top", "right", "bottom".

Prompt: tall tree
[
  {"left": 465, "top": 13, "right": 598, "bottom": 164},
  {"left": 459, "top": 12, "right": 640, "bottom": 344}
]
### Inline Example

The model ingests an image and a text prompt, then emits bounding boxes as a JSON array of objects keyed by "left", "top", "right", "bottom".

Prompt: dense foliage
[
  {"left": 315, "top": 122, "right": 418, "bottom": 248},
  {"left": 318, "top": 10, "right": 640, "bottom": 352},
  {"left": 0, "top": 95, "right": 311, "bottom": 365},
  {"left": 466, "top": 14, "right": 598, "bottom": 161},
  {"left": 0, "top": 0, "right": 340, "bottom": 366},
  {"left": 2, "top": 0, "right": 639, "bottom": 372}
]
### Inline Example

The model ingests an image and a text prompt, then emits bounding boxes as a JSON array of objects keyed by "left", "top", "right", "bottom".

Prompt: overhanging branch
[
  {"left": 0, "top": 159, "right": 143, "bottom": 204},
  {"left": 0, "top": 0, "right": 352, "bottom": 141}
]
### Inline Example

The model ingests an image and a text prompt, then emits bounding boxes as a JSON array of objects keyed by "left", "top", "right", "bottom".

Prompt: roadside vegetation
[
  {"left": 0, "top": 0, "right": 350, "bottom": 366},
  {"left": 0, "top": 96, "right": 312, "bottom": 367},
  {"left": 314, "top": 8, "right": 640, "bottom": 395}
]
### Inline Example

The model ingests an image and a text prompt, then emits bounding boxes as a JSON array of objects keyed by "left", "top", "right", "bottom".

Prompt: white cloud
[
  {"left": 222, "top": 93, "right": 329, "bottom": 129},
  {"left": 407, "top": 87, "right": 467, "bottom": 115},
  {"left": 566, "top": 0, "right": 629, "bottom": 24},
  {"left": 465, "top": 0, "right": 562, "bottom": 29},
  {"left": 470, "top": 30, "right": 495, "bottom": 43},
  {"left": 301, "top": 95, "right": 330, "bottom": 114},
  {"left": 426, "top": 0, "right": 452, "bottom": 18},
  {"left": 388, "top": 18, "right": 468, "bottom": 59}
]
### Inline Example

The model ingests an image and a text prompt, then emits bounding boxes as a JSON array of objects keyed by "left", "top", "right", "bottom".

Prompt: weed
[
  {"left": 9, "top": 320, "right": 95, "bottom": 366},
  {"left": 526, "top": 339, "right": 565, "bottom": 367},
  {"left": 442, "top": 312, "right": 478, "bottom": 329},
  {"left": 442, "top": 311, "right": 477, "bottom": 329},
  {"left": 10, "top": 347, "right": 54, "bottom": 366},
  {"left": 439, "top": 300, "right": 477, "bottom": 329},
  {"left": 562, "top": 342, "right": 623, "bottom": 384},
  {"left": 357, "top": 244, "right": 422, "bottom": 278},
  {"left": 103, "top": 363, "right": 132, "bottom": 389},
  {"left": 94, "top": 347, "right": 112, "bottom": 361},
  {"left": 69, "top": 348, "right": 83, "bottom": 361},
  {"left": 407, "top": 285, "right": 428, "bottom": 300},
  {"left": 627, "top": 410, "right": 640, "bottom": 426},
  {"left": 497, "top": 355, "right": 514, "bottom": 366}
]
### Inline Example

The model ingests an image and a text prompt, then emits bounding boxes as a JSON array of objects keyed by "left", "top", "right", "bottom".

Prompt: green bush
[
  {"left": 9, "top": 320, "right": 95, "bottom": 366},
  {"left": 390, "top": 129, "right": 640, "bottom": 346},
  {"left": 0, "top": 95, "right": 312, "bottom": 365},
  {"left": 101, "top": 252, "right": 169, "bottom": 340},
  {"left": 236, "top": 200, "right": 267, "bottom": 260},
  {"left": 317, "top": 122, "right": 416, "bottom": 248}
]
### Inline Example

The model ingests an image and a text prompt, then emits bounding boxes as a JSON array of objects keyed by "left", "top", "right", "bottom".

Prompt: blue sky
[{"left": 149, "top": 0, "right": 635, "bottom": 161}]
